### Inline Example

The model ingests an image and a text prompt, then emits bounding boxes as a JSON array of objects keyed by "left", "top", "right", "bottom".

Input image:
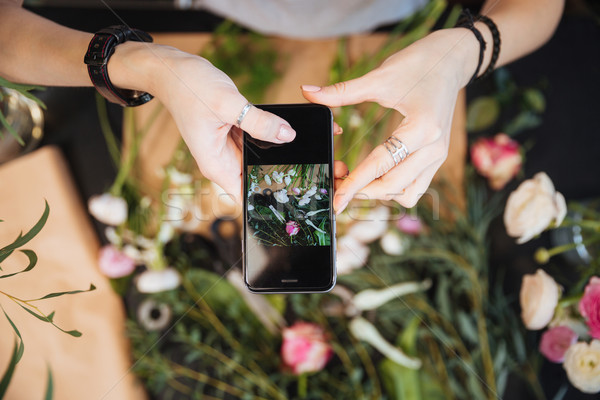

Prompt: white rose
[
  {"left": 563, "top": 340, "right": 600, "bottom": 394},
  {"left": 88, "top": 193, "right": 128, "bottom": 226},
  {"left": 347, "top": 206, "right": 390, "bottom": 243},
  {"left": 273, "top": 189, "right": 289, "bottom": 204},
  {"left": 136, "top": 267, "right": 182, "bottom": 293},
  {"left": 284, "top": 176, "right": 291, "bottom": 186},
  {"left": 379, "top": 230, "right": 407, "bottom": 255},
  {"left": 520, "top": 269, "right": 560, "bottom": 330},
  {"left": 264, "top": 174, "right": 272, "bottom": 185},
  {"left": 504, "top": 172, "right": 567, "bottom": 244},
  {"left": 336, "top": 235, "right": 369, "bottom": 275}
]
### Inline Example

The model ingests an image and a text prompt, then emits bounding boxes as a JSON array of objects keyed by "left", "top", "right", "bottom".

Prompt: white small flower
[
  {"left": 123, "top": 244, "right": 143, "bottom": 264},
  {"left": 272, "top": 171, "right": 284, "bottom": 184},
  {"left": 273, "top": 190, "right": 289, "bottom": 204},
  {"left": 380, "top": 230, "right": 408, "bottom": 255},
  {"left": 306, "top": 220, "right": 326, "bottom": 234},
  {"left": 137, "top": 298, "right": 172, "bottom": 331},
  {"left": 140, "top": 196, "right": 152, "bottom": 209},
  {"left": 167, "top": 166, "right": 193, "bottom": 186},
  {"left": 298, "top": 197, "right": 311, "bottom": 206},
  {"left": 88, "top": 193, "right": 128, "bottom": 226},
  {"left": 305, "top": 186, "right": 318, "bottom": 197},
  {"left": 348, "top": 110, "right": 364, "bottom": 129},
  {"left": 264, "top": 174, "right": 272, "bottom": 185},
  {"left": 288, "top": 169, "right": 296, "bottom": 176},
  {"left": 349, "top": 317, "right": 421, "bottom": 369},
  {"left": 306, "top": 209, "right": 327, "bottom": 217},
  {"left": 284, "top": 176, "right": 291, "bottom": 186},
  {"left": 136, "top": 267, "right": 182, "bottom": 293},
  {"left": 352, "top": 280, "right": 432, "bottom": 311},
  {"left": 157, "top": 222, "right": 175, "bottom": 244},
  {"left": 315, "top": 194, "right": 322, "bottom": 200},
  {"left": 248, "top": 204, "right": 254, "bottom": 211},
  {"left": 104, "top": 227, "right": 121, "bottom": 246}
]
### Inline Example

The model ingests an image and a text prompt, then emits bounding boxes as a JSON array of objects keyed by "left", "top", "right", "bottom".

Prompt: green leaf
[
  {"left": 32, "top": 284, "right": 96, "bottom": 301},
  {"left": 504, "top": 110, "right": 542, "bottom": 136},
  {"left": 44, "top": 367, "right": 54, "bottom": 400},
  {"left": 1, "top": 308, "right": 24, "bottom": 364},
  {"left": 0, "top": 200, "right": 49, "bottom": 255},
  {"left": 0, "top": 249, "right": 14, "bottom": 264},
  {"left": 0, "top": 249, "right": 37, "bottom": 279},
  {"left": 0, "top": 340, "right": 19, "bottom": 398},
  {"left": 0, "top": 109, "right": 25, "bottom": 146},
  {"left": 456, "top": 312, "right": 478, "bottom": 344},
  {"left": 17, "top": 304, "right": 82, "bottom": 337},
  {"left": 466, "top": 96, "right": 500, "bottom": 132},
  {"left": 522, "top": 88, "right": 545, "bottom": 113}
]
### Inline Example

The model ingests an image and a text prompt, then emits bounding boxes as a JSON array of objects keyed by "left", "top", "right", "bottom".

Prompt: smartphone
[{"left": 243, "top": 104, "right": 336, "bottom": 293}]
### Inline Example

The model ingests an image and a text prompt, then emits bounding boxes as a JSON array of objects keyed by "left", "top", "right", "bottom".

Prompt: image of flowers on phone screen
[{"left": 247, "top": 164, "right": 330, "bottom": 246}]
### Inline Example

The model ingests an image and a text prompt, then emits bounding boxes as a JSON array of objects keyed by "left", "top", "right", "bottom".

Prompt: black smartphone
[{"left": 243, "top": 104, "right": 336, "bottom": 293}]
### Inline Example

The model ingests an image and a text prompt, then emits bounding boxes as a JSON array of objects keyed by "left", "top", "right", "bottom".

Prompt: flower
[
  {"left": 563, "top": 340, "right": 600, "bottom": 394},
  {"left": 347, "top": 206, "right": 390, "bottom": 243},
  {"left": 157, "top": 222, "right": 175, "bottom": 244},
  {"left": 471, "top": 133, "right": 522, "bottom": 190},
  {"left": 273, "top": 189, "right": 289, "bottom": 204},
  {"left": 336, "top": 235, "right": 369, "bottom": 275},
  {"left": 166, "top": 166, "right": 193, "bottom": 185},
  {"left": 292, "top": 187, "right": 301, "bottom": 195},
  {"left": 540, "top": 326, "right": 578, "bottom": 363},
  {"left": 579, "top": 276, "right": 600, "bottom": 339},
  {"left": 284, "top": 176, "right": 291, "bottom": 186},
  {"left": 286, "top": 220, "right": 300, "bottom": 236},
  {"left": 98, "top": 245, "right": 136, "bottom": 278},
  {"left": 504, "top": 172, "right": 567, "bottom": 244},
  {"left": 349, "top": 317, "right": 421, "bottom": 369},
  {"left": 272, "top": 171, "right": 284, "bottom": 184},
  {"left": 319, "top": 188, "right": 328, "bottom": 195},
  {"left": 396, "top": 214, "right": 423, "bottom": 236},
  {"left": 298, "top": 197, "right": 311, "bottom": 206},
  {"left": 288, "top": 169, "right": 296, "bottom": 176},
  {"left": 520, "top": 269, "right": 560, "bottom": 330},
  {"left": 88, "top": 193, "right": 128, "bottom": 226},
  {"left": 352, "top": 279, "right": 431, "bottom": 311},
  {"left": 137, "top": 298, "right": 172, "bottom": 331},
  {"left": 264, "top": 174, "right": 272, "bottom": 185},
  {"left": 380, "top": 230, "right": 408, "bottom": 255},
  {"left": 136, "top": 267, "right": 182, "bottom": 293},
  {"left": 281, "top": 322, "right": 333, "bottom": 375}
]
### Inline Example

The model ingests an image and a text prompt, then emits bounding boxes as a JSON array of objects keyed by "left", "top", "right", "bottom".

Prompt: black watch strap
[{"left": 84, "top": 25, "right": 154, "bottom": 107}]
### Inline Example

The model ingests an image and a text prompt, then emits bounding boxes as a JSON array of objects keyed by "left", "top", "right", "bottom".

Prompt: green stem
[
  {"left": 95, "top": 93, "right": 121, "bottom": 166},
  {"left": 297, "top": 373, "right": 307, "bottom": 398}
]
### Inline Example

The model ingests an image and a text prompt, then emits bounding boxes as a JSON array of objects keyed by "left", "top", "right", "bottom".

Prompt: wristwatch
[{"left": 84, "top": 25, "right": 154, "bottom": 107}]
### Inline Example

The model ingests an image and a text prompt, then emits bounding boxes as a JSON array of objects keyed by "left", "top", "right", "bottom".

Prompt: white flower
[
  {"left": 347, "top": 206, "right": 390, "bottom": 243},
  {"left": 315, "top": 194, "right": 322, "bottom": 200},
  {"left": 264, "top": 174, "right": 272, "bottom": 185},
  {"left": 306, "top": 220, "right": 326, "bottom": 234},
  {"left": 288, "top": 169, "right": 296, "bottom": 176},
  {"left": 306, "top": 209, "right": 328, "bottom": 217},
  {"left": 379, "top": 230, "right": 407, "bottom": 255},
  {"left": 520, "top": 269, "right": 560, "bottom": 330},
  {"left": 504, "top": 172, "right": 567, "bottom": 244},
  {"left": 122, "top": 244, "right": 143, "bottom": 264},
  {"left": 336, "top": 235, "right": 369, "bottom": 275},
  {"left": 272, "top": 171, "right": 284, "bottom": 184},
  {"left": 352, "top": 280, "right": 432, "bottom": 311},
  {"left": 348, "top": 110, "right": 364, "bottom": 129},
  {"left": 349, "top": 317, "right": 421, "bottom": 369},
  {"left": 284, "top": 176, "right": 291, "bottom": 186},
  {"left": 273, "top": 189, "right": 289, "bottom": 204},
  {"left": 104, "top": 227, "right": 121, "bottom": 246},
  {"left": 563, "top": 340, "right": 600, "bottom": 394},
  {"left": 269, "top": 205, "right": 285, "bottom": 223},
  {"left": 248, "top": 204, "right": 254, "bottom": 211},
  {"left": 136, "top": 267, "right": 182, "bottom": 293},
  {"left": 157, "top": 222, "right": 175, "bottom": 244},
  {"left": 305, "top": 186, "right": 317, "bottom": 197},
  {"left": 88, "top": 193, "right": 128, "bottom": 226},
  {"left": 249, "top": 182, "right": 260, "bottom": 197},
  {"left": 226, "top": 269, "right": 285, "bottom": 334},
  {"left": 298, "top": 196, "right": 311, "bottom": 206},
  {"left": 166, "top": 166, "right": 193, "bottom": 185},
  {"left": 137, "top": 298, "right": 172, "bottom": 331}
]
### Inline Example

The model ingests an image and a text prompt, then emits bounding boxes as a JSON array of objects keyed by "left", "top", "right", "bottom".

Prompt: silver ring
[
  {"left": 236, "top": 102, "right": 253, "bottom": 128},
  {"left": 383, "top": 136, "right": 409, "bottom": 166}
]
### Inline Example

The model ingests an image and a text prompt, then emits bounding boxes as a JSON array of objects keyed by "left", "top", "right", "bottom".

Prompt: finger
[
  {"left": 334, "top": 178, "right": 345, "bottom": 191},
  {"left": 334, "top": 160, "right": 349, "bottom": 179},
  {"left": 391, "top": 163, "right": 439, "bottom": 208},
  {"left": 226, "top": 96, "right": 296, "bottom": 143},
  {"left": 301, "top": 74, "right": 374, "bottom": 107},
  {"left": 333, "top": 121, "right": 343, "bottom": 136},
  {"left": 230, "top": 126, "right": 243, "bottom": 150}
]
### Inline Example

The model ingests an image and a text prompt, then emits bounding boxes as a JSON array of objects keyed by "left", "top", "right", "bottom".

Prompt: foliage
[{"left": 0, "top": 76, "right": 45, "bottom": 146}]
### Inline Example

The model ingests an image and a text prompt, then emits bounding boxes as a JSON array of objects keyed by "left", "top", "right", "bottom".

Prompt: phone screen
[{"left": 243, "top": 104, "right": 336, "bottom": 293}]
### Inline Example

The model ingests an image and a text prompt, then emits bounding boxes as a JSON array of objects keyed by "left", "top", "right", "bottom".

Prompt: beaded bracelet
[
  {"left": 454, "top": 9, "right": 486, "bottom": 85},
  {"left": 477, "top": 14, "right": 501, "bottom": 79}
]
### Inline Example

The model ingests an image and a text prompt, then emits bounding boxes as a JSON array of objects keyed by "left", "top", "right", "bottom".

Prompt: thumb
[
  {"left": 301, "top": 75, "right": 372, "bottom": 107},
  {"left": 227, "top": 96, "right": 296, "bottom": 144}
]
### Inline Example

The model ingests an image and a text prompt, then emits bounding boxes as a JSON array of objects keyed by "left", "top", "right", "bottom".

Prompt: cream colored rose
[
  {"left": 520, "top": 269, "right": 560, "bottom": 330},
  {"left": 563, "top": 340, "right": 600, "bottom": 394},
  {"left": 504, "top": 172, "right": 566, "bottom": 244}
]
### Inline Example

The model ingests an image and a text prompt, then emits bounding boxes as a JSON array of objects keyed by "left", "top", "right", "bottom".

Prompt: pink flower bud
[
  {"left": 281, "top": 322, "right": 333, "bottom": 375},
  {"left": 471, "top": 133, "right": 522, "bottom": 190},
  {"left": 98, "top": 245, "right": 136, "bottom": 278},
  {"left": 286, "top": 220, "right": 300, "bottom": 236},
  {"left": 579, "top": 276, "right": 600, "bottom": 339},
  {"left": 539, "top": 326, "right": 578, "bottom": 363},
  {"left": 396, "top": 214, "right": 422, "bottom": 235}
]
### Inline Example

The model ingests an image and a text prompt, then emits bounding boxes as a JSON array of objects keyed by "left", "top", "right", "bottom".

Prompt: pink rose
[
  {"left": 396, "top": 214, "right": 422, "bottom": 235},
  {"left": 98, "top": 245, "right": 136, "bottom": 278},
  {"left": 539, "top": 326, "right": 578, "bottom": 363},
  {"left": 281, "top": 322, "right": 333, "bottom": 375},
  {"left": 579, "top": 276, "right": 600, "bottom": 339},
  {"left": 471, "top": 133, "right": 522, "bottom": 190},
  {"left": 286, "top": 221, "right": 300, "bottom": 236}
]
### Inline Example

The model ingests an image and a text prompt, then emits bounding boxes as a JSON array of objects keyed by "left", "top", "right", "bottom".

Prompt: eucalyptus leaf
[
  {"left": 466, "top": 96, "right": 500, "bottom": 132},
  {"left": 1, "top": 308, "right": 24, "bottom": 364},
  {"left": 44, "top": 367, "right": 54, "bottom": 400},
  {"left": 456, "top": 312, "right": 478, "bottom": 344},
  {"left": 0, "top": 249, "right": 37, "bottom": 279},
  {"left": 17, "top": 304, "right": 82, "bottom": 337},
  {"left": 32, "top": 284, "right": 96, "bottom": 301},
  {"left": 504, "top": 111, "right": 542, "bottom": 136},
  {"left": 522, "top": 89, "right": 545, "bottom": 113},
  {"left": 0, "top": 110, "right": 25, "bottom": 145},
  {"left": 0, "top": 200, "right": 49, "bottom": 255},
  {"left": 0, "top": 340, "right": 19, "bottom": 398}
]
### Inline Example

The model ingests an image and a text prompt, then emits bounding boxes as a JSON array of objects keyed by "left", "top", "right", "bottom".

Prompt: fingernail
[
  {"left": 277, "top": 125, "right": 296, "bottom": 141},
  {"left": 302, "top": 85, "right": 321, "bottom": 93}
]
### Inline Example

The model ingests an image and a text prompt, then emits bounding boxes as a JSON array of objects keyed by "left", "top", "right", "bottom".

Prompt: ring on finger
[
  {"left": 383, "top": 136, "right": 410, "bottom": 166},
  {"left": 236, "top": 102, "right": 253, "bottom": 128}
]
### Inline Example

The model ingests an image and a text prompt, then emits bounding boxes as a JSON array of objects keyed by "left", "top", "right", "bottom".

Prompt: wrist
[{"left": 106, "top": 41, "right": 162, "bottom": 95}]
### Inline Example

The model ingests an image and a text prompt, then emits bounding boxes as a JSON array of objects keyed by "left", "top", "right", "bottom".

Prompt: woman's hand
[{"left": 302, "top": 28, "right": 479, "bottom": 213}]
